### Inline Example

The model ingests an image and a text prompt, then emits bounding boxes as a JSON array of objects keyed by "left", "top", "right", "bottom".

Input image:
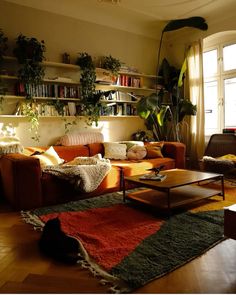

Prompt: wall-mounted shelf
[{"left": 1, "top": 55, "right": 163, "bottom": 118}]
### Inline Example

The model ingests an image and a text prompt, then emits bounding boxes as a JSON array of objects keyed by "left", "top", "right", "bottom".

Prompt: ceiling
[{"left": 4, "top": 0, "right": 236, "bottom": 39}]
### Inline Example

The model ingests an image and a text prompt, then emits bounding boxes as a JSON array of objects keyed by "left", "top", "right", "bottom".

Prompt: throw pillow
[
  {"left": 103, "top": 142, "right": 127, "bottom": 160},
  {"left": 145, "top": 142, "right": 164, "bottom": 159},
  {"left": 118, "top": 141, "right": 144, "bottom": 150},
  {"left": 127, "top": 145, "right": 147, "bottom": 160},
  {"left": 58, "top": 131, "right": 104, "bottom": 146},
  {"left": 32, "top": 146, "right": 64, "bottom": 168}
]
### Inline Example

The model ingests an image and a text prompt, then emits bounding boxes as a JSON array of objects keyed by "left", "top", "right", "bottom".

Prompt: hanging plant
[
  {"left": 0, "top": 29, "right": 8, "bottom": 64},
  {"left": 13, "top": 34, "right": 46, "bottom": 141},
  {"left": 76, "top": 52, "right": 102, "bottom": 126},
  {"left": 76, "top": 52, "right": 96, "bottom": 101},
  {"left": 13, "top": 34, "right": 46, "bottom": 98},
  {"left": 21, "top": 101, "right": 40, "bottom": 142},
  {"left": 101, "top": 55, "right": 121, "bottom": 76}
]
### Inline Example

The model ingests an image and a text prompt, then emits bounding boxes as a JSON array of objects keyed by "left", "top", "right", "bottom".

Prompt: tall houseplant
[
  {"left": 156, "top": 16, "right": 208, "bottom": 76},
  {"left": 136, "top": 16, "right": 207, "bottom": 141},
  {"left": 136, "top": 58, "right": 197, "bottom": 141}
]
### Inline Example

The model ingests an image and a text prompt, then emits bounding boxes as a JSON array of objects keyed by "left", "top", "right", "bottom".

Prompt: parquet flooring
[{"left": 0, "top": 183, "right": 236, "bottom": 293}]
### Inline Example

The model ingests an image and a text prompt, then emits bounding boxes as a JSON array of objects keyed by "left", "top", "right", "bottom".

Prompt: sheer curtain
[{"left": 187, "top": 40, "right": 205, "bottom": 168}]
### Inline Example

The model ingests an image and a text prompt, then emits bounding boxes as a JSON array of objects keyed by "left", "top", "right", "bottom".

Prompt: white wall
[{"left": 0, "top": 1, "right": 161, "bottom": 146}]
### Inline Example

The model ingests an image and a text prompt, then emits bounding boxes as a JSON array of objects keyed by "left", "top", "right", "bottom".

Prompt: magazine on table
[{"left": 139, "top": 173, "right": 167, "bottom": 181}]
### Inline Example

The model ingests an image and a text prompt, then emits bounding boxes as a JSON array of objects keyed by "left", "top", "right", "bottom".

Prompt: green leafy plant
[
  {"left": 156, "top": 16, "right": 208, "bottom": 75},
  {"left": 13, "top": 34, "right": 46, "bottom": 141},
  {"left": 101, "top": 55, "right": 121, "bottom": 76},
  {"left": 48, "top": 99, "right": 65, "bottom": 116},
  {"left": 136, "top": 17, "right": 206, "bottom": 142},
  {"left": 76, "top": 52, "right": 115, "bottom": 126},
  {"left": 136, "top": 58, "right": 196, "bottom": 141},
  {"left": 13, "top": 34, "right": 46, "bottom": 96},
  {"left": 63, "top": 118, "right": 78, "bottom": 134},
  {"left": 76, "top": 52, "right": 96, "bottom": 101},
  {"left": 21, "top": 101, "right": 40, "bottom": 142}
]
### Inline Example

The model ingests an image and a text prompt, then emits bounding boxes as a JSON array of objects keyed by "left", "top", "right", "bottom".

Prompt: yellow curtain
[{"left": 187, "top": 40, "right": 205, "bottom": 168}]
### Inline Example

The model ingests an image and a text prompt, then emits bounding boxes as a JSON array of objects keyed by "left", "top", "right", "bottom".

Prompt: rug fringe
[
  {"left": 20, "top": 210, "right": 45, "bottom": 230},
  {"left": 75, "top": 237, "right": 130, "bottom": 293}
]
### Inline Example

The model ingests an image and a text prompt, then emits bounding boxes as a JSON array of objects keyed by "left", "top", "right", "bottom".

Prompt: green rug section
[
  {"left": 29, "top": 191, "right": 224, "bottom": 292},
  {"left": 32, "top": 191, "right": 125, "bottom": 216},
  {"left": 111, "top": 210, "right": 224, "bottom": 290}
]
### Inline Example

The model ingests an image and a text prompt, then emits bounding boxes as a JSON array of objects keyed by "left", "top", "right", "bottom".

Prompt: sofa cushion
[
  {"left": 53, "top": 145, "right": 90, "bottom": 162},
  {"left": 118, "top": 140, "right": 144, "bottom": 150},
  {"left": 127, "top": 145, "right": 147, "bottom": 160},
  {"left": 87, "top": 143, "right": 104, "bottom": 157},
  {"left": 145, "top": 142, "right": 164, "bottom": 158},
  {"left": 103, "top": 142, "right": 127, "bottom": 160},
  {"left": 32, "top": 146, "right": 64, "bottom": 168},
  {"left": 59, "top": 131, "right": 104, "bottom": 146}
]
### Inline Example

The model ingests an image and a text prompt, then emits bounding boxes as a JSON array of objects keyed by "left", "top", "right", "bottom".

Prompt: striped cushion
[{"left": 59, "top": 132, "right": 104, "bottom": 146}]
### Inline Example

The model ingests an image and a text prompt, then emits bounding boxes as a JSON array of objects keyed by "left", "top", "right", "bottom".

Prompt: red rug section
[{"left": 40, "top": 204, "right": 164, "bottom": 271}]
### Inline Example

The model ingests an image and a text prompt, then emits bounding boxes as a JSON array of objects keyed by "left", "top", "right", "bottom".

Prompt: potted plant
[
  {"left": 13, "top": 34, "right": 46, "bottom": 95},
  {"left": 101, "top": 55, "right": 121, "bottom": 76},
  {"left": 136, "top": 58, "right": 197, "bottom": 141}
]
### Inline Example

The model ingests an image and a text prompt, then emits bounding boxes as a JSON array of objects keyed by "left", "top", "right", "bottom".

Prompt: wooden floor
[{"left": 1, "top": 194, "right": 236, "bottom": 293}]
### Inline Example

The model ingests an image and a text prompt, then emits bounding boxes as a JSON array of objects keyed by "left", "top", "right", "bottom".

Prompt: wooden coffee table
[{"left": 123, "top": 169, "right": 224, "bottom": 216}]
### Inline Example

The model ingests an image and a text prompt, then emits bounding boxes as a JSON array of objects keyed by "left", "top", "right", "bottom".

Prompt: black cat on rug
[{"left": 38, "top": 217, "right": 80, "bottom": 264}]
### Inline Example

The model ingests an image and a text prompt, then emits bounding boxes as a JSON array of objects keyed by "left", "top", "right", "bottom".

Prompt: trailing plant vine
[
  {"left": 21, "top": 101, "right": 40, "bottom": 142},
  {"left": 13, "top": 34, "right": 46, "bottom": 141},
  {"left": 76, "top": 52, "right": 100, "bottom": 126}
]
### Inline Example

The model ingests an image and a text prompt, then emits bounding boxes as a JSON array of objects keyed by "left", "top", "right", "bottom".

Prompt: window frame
[{"left": 203, "top": 37, "right": 236, "bottom": 135}]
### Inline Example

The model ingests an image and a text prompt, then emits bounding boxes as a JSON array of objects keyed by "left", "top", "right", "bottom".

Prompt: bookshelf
[{"left": 0, "top": 56, "right": 160, "bottom": 118}]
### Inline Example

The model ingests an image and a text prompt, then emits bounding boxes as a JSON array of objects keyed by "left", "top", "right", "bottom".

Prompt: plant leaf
[
  {"left": 157, "top": 105, "right": 170, "bottom": 126},
  {"left": 178, "top": 58, "right": 187, "bottom": 87},
  {"left": 163, "top": 16, "right": 208, "bottom": 33}
]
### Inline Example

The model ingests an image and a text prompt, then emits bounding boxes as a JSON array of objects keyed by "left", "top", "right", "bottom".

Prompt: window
[{"left": 203, "top": 41, "right": 236, "bottom": 135}]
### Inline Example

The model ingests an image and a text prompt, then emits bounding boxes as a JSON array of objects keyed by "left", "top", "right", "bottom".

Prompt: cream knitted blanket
[{"left": 43, "top": 154, "right": 111, "bottom": 193}]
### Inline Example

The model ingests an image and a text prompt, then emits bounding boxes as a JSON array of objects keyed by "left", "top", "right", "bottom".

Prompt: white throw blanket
[{"left": 43, "top": 154, "right": 111, "bottom": 193}]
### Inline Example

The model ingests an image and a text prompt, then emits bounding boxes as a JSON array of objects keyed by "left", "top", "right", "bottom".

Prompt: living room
[{"left": 1, "top": 0, "right": 236, "bottom": 293}]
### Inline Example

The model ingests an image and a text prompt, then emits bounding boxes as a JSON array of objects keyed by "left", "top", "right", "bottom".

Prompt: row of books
[
  {"left": 100, "top": 91, "right": 141, "bottom": 102},
  {"left": 13, "top": 101, "right": 137, "bottom": 117},
  {"left": 99, "top": 103, "right": 137, "bottom": 116},
  {"left": 15, "top": 83, "right": 81, "bottom": 99},
  {"left": 116, "top": 75, "right": 141, "bottom": 88},
  {"left": 15, "top": 102, "right": 77, "bottom": 117}
]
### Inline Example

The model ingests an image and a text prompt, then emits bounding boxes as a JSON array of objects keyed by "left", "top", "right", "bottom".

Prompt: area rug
[{"left": 21, "top": 190, "right": 233, "bottom": 293}]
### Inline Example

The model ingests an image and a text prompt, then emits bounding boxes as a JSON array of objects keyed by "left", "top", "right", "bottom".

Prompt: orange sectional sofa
[{"left": 0, "top": 141, "right": 186, "bottom": 210}]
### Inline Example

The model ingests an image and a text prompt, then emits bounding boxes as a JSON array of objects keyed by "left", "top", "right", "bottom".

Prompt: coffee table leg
[
  {"left": 221, "top": 175, "right": 225, "bottom": 200},
  {"left": 121, "top": 170, "right": 126, "bottom": 202}
]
